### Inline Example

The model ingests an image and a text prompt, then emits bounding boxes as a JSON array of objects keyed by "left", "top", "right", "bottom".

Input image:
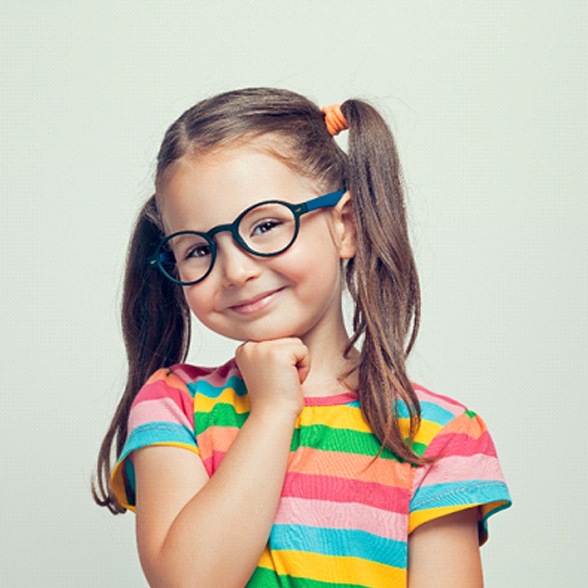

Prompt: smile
[{"left": 228, "top": 288, "right": 285, "bottom": 316}]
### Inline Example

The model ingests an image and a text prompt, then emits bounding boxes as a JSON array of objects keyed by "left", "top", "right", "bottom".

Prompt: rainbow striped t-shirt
[{"left": 111, "top": 359, "right": 511, "bottom": 586}]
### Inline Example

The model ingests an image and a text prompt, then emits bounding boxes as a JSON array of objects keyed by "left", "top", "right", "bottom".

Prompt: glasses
[{"left": 149, "top": 189, "right": 345, "bottom": 285}]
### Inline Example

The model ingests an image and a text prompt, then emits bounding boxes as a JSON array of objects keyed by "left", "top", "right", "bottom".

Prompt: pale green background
[{"left": 1, "top": 1, "right": 586, "bottom": 586}]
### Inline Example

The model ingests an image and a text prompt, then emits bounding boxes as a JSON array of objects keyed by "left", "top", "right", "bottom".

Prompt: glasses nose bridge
[{"left": 208, "top": 219, "right": 248, "bottom": 255}]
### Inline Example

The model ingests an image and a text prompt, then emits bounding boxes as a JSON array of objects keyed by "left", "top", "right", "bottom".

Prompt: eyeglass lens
[{"left": 160, "top": 202, "right": 298, "bottom": 284}]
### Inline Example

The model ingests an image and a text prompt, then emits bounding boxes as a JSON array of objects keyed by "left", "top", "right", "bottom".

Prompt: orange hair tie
[{"left": 321, "top": 104, "right": 349, "bottom": 136}]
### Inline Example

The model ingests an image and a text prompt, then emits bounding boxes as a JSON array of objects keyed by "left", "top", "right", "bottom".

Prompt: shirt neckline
[{"left": 303, "top": 392, "right": 358, "bottom": 406}]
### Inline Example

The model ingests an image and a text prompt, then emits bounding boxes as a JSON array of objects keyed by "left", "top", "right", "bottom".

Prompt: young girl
[{"left": 94, "top": 88, "right": 511, "bottom": 587}]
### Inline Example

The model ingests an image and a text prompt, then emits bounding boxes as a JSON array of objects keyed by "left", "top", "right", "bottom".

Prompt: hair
[{"left": 93, "top": 88, "right": 422, "bottom": 514}]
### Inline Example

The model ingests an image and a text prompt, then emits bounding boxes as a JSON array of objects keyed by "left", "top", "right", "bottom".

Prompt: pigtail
[
  {"left": 341, "top": 100, "right": 423, "bottom": 464},
  {"left": 92, "top": 196, "right": 191, "bottom": 513}
]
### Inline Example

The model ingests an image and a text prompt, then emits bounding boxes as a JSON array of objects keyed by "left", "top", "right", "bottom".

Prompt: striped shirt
[{"left": 111, "top": 359, "right": 511, "bottom": 587}]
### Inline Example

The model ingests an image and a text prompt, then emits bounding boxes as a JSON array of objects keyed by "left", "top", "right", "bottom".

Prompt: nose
[{"left": 214, "top": 233, "right": 261, "bottom": 286}]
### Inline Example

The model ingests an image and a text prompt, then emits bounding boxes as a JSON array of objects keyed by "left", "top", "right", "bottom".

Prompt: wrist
[{"left": 248, "top": 402, "right": 301, "bottom": 428}]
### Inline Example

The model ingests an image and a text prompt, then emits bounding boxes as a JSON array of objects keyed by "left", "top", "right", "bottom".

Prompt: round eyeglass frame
[{"left": 148, "top": 189, "right": 345, "bottom": 286}]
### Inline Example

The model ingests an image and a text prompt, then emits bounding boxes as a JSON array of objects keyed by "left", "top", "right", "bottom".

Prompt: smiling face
[{"left": 157, "top": 144, "right": 355, "bottom": 345}]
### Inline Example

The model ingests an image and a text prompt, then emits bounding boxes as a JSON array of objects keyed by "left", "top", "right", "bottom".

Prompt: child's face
[{"left": 157, "top": 145, "right": 355, "bottom": 344}]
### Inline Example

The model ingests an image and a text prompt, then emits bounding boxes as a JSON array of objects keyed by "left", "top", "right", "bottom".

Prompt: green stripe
[
  {"left": 195, "top": 404, "right": 249, "bottom": 434},
  {"left": 409, "top": 440, "right": 427, "bottom": 456},
  {"left": 290, "top": 424, "right": 402, "bottom": 461},
  {"left": 194, "top": 412, "right": 403, "bottom": 461},
  {"left": 465, "top": 409, "right": 477, "bottom": 418},
  {"left": 248, "top": 566, "right": 371, "bottom": 588}
]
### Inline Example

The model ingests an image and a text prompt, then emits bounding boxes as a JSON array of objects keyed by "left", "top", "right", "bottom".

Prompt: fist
[{"left": 235, "top": 338, "right": 310, "bottom": 418}]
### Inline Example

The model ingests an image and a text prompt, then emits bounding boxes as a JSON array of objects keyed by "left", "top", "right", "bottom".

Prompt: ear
[{"left": 330, "top": 191, "right": 356, "bottom": 260}]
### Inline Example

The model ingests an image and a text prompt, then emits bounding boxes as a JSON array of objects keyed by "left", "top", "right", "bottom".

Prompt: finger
[{"left": 292, "top": 344, "right": 311, "bottom": 384}]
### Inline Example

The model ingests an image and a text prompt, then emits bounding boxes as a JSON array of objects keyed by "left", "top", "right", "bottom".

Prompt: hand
[{"left": 235, "top": 337, "right": 310, "bottom": 419}]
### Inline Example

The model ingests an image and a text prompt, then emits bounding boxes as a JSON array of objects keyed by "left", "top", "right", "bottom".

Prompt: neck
[{"left": 298, "top": 311, "right": 359, "bottom": 398}]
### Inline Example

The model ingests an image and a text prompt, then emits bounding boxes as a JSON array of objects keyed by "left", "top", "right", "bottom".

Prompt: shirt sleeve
[
  {"left": 110, "top": 368, "right": 199, "bottom": 511},
  {"left": 408, "top": 410, "right": 511, "bottom": 544}
]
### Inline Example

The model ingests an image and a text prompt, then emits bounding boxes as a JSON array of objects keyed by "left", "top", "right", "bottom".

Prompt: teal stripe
[
  {"left": 397, "top": 399, "right": 457, "bottom": 426},
  {"left": 121, "top": 421, "right": 196, "bottom": 458},
  {"left": 116, "top": 421, "right": 197, "bottom": 506},
  {"left": 410, "top": 480, "right": 511, "bottom": 511},
  {"left": 269, "top": 524, "right": 406, "bottom": 569},
  {"left": 188, "top": 375, "right": 247, "bottom": 398}
]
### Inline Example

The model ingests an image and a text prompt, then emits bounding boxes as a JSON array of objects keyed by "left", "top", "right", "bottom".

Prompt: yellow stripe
[
  {"left": 408, "top": 505, "right": 477, "bottom": 533},
  {"left": 257, "top": 549, "right": 405, "bottom": 585},
  {"left": 196, "top": 394, "right": 444, "bottom": 445},
  {"left": 110, "top": 442, "right": 200, "bottom": 511},
  {"left": 399, "top": 417, "right": 444, "bottom": 445},
  {"left": 195, "top": 388, "right": 251, "bottom": 414},
  {"left": 299, "top": 404, "right": 371, "bottom": 433},
  {"left": 481, "top": 500, "right": 509, "bottom": 518}
]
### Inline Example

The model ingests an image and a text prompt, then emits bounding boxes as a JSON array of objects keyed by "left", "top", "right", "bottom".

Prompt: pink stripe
[
  {"left": 171, "top": 364, "right": 214, "bottom": 385},
  {"left": 274, "top": 496, "right": 408, "bottom": 542},
  {"left": 418, "top": 454, "right": 506, "bottom": 486},
  {"left": 282, "top": 472, "right": 410, "bottom": 512},
  {"left": 426, "top": 431, "right": 497, "bottom": 458},
  {"left": 128, "top": 397, "right": 193, "bottom": 431},
  {"left": 132, "top": 378, "right": 192, "bottom": 406},
  {"left": 414, "top": 384, "right": 466, "bottom": 415},
  {"left": 202, "top": 450, "right": 230, "bottom": 476},
  {"left": 304, "top": 392, "right": 358, "bottom": 406},
  {"left": 174, "top": 359, "right": 242, "bottom": 387}
]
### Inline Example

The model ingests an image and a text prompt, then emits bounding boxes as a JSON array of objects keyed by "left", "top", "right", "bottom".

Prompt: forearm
[{"left": 144, "top": 409, "right": 296, "bottom": 588}]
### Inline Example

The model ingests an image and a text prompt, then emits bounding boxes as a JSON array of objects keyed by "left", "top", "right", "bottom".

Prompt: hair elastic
[{"left": 321, "top": 104, "right": 349, "bottom": 136}]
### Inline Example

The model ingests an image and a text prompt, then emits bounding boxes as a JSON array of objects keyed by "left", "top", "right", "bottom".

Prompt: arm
[
  {"left": 134, "top": 338, "right": 309, "bottom": 588},
  {"left": 408, "top": 507, "right": 483, "bottom": 588}
]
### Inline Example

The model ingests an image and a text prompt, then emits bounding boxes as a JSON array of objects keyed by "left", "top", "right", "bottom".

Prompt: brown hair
[{"left": 93, "top": 88, "right": 422, "bottom": 513}]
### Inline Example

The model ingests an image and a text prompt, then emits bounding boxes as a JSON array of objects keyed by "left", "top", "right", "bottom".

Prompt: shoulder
[
  {"left": 410, "top": 383, "right": 489, "bottom": 456},
  {"left": 408, "top": 383, "right": 512, "bottom": 542},
  {"left": 169, "top": 357, "right": 244, "bottom": 398},
  {"left": 110, "top": 358, "right": 239, "bottom": 510},
  {"left": 127, "top": 357, "right": 243, "bottom": 443},
  {"left": 133, "top": 358, "right": 239, "bottom": 405}
]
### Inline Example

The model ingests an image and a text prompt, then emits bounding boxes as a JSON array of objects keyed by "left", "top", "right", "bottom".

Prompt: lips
[{"left": 228, "top": 288, "right": 284, "bottom": 315}]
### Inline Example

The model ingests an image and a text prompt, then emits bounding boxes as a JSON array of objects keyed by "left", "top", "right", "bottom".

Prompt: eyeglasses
[{"left": 149, "top": 189, "right": 345, "bottom": 285}]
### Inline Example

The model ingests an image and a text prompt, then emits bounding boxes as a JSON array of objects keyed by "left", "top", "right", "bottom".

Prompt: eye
[
  {"left": 185, "top": 243, "right": 212, "bottom": 259},
  {"left": 251, "top": 218, "right": 282, "bottom": 236}
]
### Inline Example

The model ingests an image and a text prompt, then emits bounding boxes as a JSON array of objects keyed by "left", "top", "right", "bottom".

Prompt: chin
[{"left": 220, "top": 324, "right": 306, "bottom": 343}]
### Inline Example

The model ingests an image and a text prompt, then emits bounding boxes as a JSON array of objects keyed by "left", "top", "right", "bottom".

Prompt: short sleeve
[
  {"left": 110, "top": 368, "right": 199, "bottom": 511},
  {"left": 409, "top": 410, "right": 511, "bottom": 544}
]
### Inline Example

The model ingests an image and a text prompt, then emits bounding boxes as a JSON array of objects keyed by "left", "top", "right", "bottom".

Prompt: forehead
[{"left": 157, "top": 146, "right": 318, "bottom": 233}]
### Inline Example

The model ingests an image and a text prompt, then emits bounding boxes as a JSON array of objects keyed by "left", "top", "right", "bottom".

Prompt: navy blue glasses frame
[{"left": 149, "top": 189, "right": 346, "bottom": 286}]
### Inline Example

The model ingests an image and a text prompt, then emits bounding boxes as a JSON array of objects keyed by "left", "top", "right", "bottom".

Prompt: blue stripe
[
  {"left": 115, "top": 421, "right": 197, "bottom": 507},
  {"left": 410, "top": 480, "right": 511, "bottom": 511},
  {"left": 269, "top": 524, "right": 406, "bottom": 569},
  {"left": 119, "top": 421, "right": 197, "bottom": 461},
  {"left": 188, "top": 375, "right": 247, "bottom": 398},
  {"left": 396, "top": 399, "right": 456, "bottom": 426}
]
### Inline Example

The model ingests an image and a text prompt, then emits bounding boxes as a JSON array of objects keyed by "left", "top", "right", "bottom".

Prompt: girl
[{"left": 94, "top": 88, "right": 511, "bottom": 587}]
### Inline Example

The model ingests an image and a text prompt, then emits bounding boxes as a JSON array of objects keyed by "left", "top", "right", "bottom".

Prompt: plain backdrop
[{"left": 1, "top": 2, "right": 586, "bottom": 586}]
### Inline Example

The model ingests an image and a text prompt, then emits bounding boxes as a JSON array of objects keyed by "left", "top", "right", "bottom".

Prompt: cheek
[
  {"left": 182, "top": 283, "right": 215, "bottom": 320},
  {"left": 272, "top": 238, "right": 342, "bottom": 288}
]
